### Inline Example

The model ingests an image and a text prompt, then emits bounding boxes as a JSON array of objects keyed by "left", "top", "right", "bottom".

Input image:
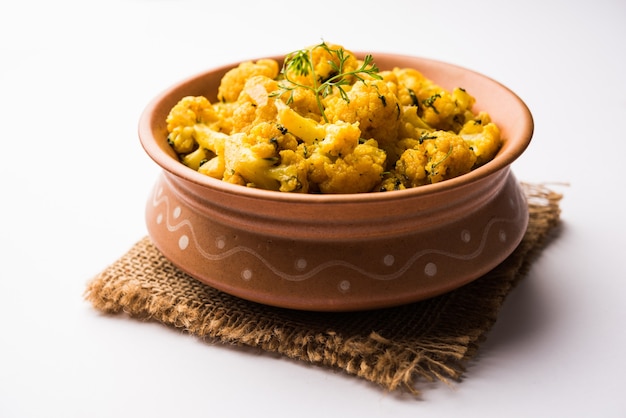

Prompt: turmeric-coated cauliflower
[
  {"left": 217, "top": 59, "right": 279, "bottom": 103},
  {"left": 166, "top": 96, "right": 220, "bottom": 153},
  {"left": 230, "top": 75, "right": 280, "bottom": 133},
  {"left": 308, "top": 138, "right": 386, "bottom": 194},
  {"left": 392, "top": 131, "right": 477, "bottom": 188},
  {"left": 389, "top": 68, "right": 476, "bottom": 132},
  {"left": 268, "top": 149, "right": 310, "bottom": 193},
  {"left": 222, "top": 122, "right": 305, "bottom": 192},
  {"left": 383, "top": 68, "right": 432, "bottom": 107},
  {"left": 281, "top": 42, "right": 360, "bottom": 90},
  {"left": 165, "top": 41, "right": 503, "bottom": 194},
  {"left": 277, "top": 86, "right": 321, "bottom": 120},
  {"left": 419, "top": 88, "right": 476, "bottom": 132},
  {"left": 166, "top": 96, "right": 227, "bottom": 178},
  {"left": 323, "top": 79, "right": 402, "bottom": 147},
  {"left": 459, "top": 112, "right": 502, "bottom": 166}
]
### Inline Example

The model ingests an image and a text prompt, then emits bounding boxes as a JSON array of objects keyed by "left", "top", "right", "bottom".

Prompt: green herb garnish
[
  {"left": 273, "top": 41, "right": 382, "bottom": 123},
  {"left": 422, "top": 93, "right": 441, "bottom": 114}
]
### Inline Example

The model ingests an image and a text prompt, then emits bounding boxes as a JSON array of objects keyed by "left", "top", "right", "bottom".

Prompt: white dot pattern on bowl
[
  {"left": 424, "top": 262, "right": 438, "bottom": 277},
  {"left": 241, "top": 269, "right": 253, "bottom": 281},
  {"left": 295, "top": 258, "right": 307, "bottom": 270},
  {"left": 151, "top": 182, "right": 524, "bottom": 294}
]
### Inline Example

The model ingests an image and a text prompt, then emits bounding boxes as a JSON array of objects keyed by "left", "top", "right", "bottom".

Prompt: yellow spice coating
[{"left": 165, "top": 42, "right": 502, "bottom": 194}]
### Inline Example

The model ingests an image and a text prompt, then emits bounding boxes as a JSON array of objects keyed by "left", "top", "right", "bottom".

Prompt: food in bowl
[
  {"left": 139, "top": 46, "right": 533, "bottom": 311},
  {"left": 165, "top": 41, "right": 502, "bottom": 194}
]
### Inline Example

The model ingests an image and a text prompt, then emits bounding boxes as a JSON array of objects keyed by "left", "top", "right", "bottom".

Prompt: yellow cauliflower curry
[{"left": 166, "top": 42, "right": 502, "bottom": 194}]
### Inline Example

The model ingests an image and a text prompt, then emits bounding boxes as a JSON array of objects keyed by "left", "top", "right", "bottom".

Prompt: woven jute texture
[{"left": 85, "top": 183, "right": 562, "bottom": 395}]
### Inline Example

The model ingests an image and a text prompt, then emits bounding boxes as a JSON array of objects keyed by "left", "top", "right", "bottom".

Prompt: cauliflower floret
[
  {"left": 222, "top": 122, "right": 303, "bottom": 191},
  {"left": 391, "top": 67, "right": 447, "bottom": 106},
  {"left": 397, "top": 106, "right": 434, "bottom": 146},
  {"left": 317, "top": 121, "right": 360, "bottom": 158},
  {"left": 180, "top": 146, "right": 209, "bottom": 170},
  {"left": 274, "top": 42, "right": 363, "bottom": 121},
  {"left": 275, "top": 106, "right": 386, "bottom": 193},
  {"left": 419, "top": 88, "right": 476, "bottom": 132},
  {"left": 393, "top": 131, "right": 477, "bottom": 187},
  {"left": 423, "top": 131, "right": 476, "bottom": 183},
  {"left": 197, "top": 152, "right": 225, "bottom": 178},
  {"left": 267, "top": 149, "right": 309, "bottom": 193},
  {"left": 282, "top": 42, "right": 359, "bottom": 89},
  {"left": 166, "top": 96, "right": 221, "bottom": 153},
  {"left": 393, "top": 147, "right": 430, "bottom": 188},
  {"left": 323, "top": 79, "right": 402, "bottom": 147},
  {"left": 385, "top": 68, "right": 432, "bottom": 107},
  {"left": 172, "top": 125, "right": 228, "bottom": 178},
  {"left": 223, "top": 132, "right": 277, "bottom": 190},
  {"left": 230, "top": 75, "right": 280, "bottom": 133},
  {"left": 384, "top": 137, "right": 422, "bottom": 170},
  {"left": 275, "top": 100, "right": 326, "bottom": 144},
  {"left": 277, "top": 86, "right": 321, "bottom": 120},
  {"left": 308, "top": 138, "right": 386, "bottom": 194},
  {"left": 377, "top": 173, "right": 408, "bottom": 192},
  {"left": 239, "top": 75, "right": 279, "bottom": 105},
  {"left": 390, "top": 68, "right": 477, "bottom": 133},
  {"left": 166, "top": 96, "right": 228, "bottom": 178},
  {"left": 459, "top": 112, "right": 502, "bottom": 166},
  {"left": 217, "top": 59, "right": 279, "bottom": 103},
  {"left": 211, "top": 101, "right": 237, "bottom": 134}
]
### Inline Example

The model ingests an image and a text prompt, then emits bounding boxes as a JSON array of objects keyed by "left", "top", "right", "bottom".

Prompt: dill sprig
[{"left": 273, "top": 42, "right": 382, "bottom": 123}]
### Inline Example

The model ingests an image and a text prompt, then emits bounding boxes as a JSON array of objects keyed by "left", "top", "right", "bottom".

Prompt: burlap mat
[{"left": 85, "top": 183, "right": 562, "bottom": 396}]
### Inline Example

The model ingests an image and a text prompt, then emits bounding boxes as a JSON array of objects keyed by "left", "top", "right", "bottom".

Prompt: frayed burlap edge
[{"left": 84, "top": 182, "right": 562, "bottom": 395}]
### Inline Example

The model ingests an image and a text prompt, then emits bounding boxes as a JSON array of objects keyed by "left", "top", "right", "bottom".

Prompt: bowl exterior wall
[{"left": 145, "top": 169, "right": 528, "bottom": 311}]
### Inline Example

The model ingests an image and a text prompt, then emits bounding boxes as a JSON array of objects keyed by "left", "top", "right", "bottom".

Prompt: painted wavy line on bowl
[{"left": 151, "top": 184, "right": 524, "bottom": 282}]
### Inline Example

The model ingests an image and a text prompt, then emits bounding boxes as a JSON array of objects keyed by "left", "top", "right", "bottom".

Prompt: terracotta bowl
[{"left": 138, "top": 53, "right": 533, "bottom": 312}]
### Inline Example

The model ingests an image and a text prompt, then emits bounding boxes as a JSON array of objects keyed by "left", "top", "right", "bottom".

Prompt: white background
[{"left": 1, "top": 0, "right": 625, "bottom": 417}]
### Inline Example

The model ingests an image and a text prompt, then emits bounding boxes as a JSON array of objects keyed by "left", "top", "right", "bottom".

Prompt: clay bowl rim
[{"left": 138, "top": 52, "right": 533, "bottom": 204}]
